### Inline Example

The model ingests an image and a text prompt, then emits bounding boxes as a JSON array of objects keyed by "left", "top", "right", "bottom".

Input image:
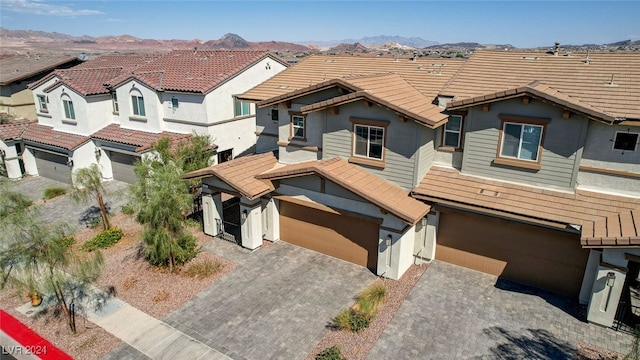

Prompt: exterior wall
[
  {"left": 116, "top": 81, "right": 163, "bottom": 133},
  {"left": 577, "top": 121, "right": 640, "bottom": 196},
  {"left": 322, "top": 101, "right": 422, "bottom": 190},
  {"left": 69, "top": 142, "right": 98, "bottom": 182},
  {"left": 240, "top": 198, "right": 263, "bottom": 250},
  {"left": 461, "top": 98, "right": 589, "bottom": 190},
  {"left": 31, "top": 78, "right": 59, "bottom": 128},
  {"left": 161, "top": 92, "right": 208, "bottom": 127},
  {"left": 208, "top": 116, "right": 257, "bottom": 159},
  {"left": 434, "top": 127, "right": 464, "bottom": 169},
  {"left": 413, "top": 125, "right": 436, "bottom": 186},
  {"left": 21, "top": 147, "right": 37, "bottom": 176},
  {"left": 0, "top": 85, "right": 36, "bottom": 120},
  {"left": 256, "top": 106, "right": 280, "bottom": 153},
  {"left": 1, "top": 141, "right": 22, "bottom": 179}
]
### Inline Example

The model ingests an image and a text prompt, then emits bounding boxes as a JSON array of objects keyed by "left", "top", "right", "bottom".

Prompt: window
[
  {"left": 613, "top": 132, "right": 638, "bottom": 152},
  {"left": 290, "top": 115, "right": 305, "bottom": 140},
  {"left": 500, "top": 122, "right": 543, "bottom": 161},
  {"left": 354, "top": 125, "right": 384, "bottom": 160},
  {"left": 111, "top": 92, "right": 119, "bottom": 113},
  {"left": 37, "top": 95, "right": 48, "bottom": 113},
  {"left": 62, "top": 97, "right": 75, "bottom": 120},
  {"left": 131, "top": 94, "right": 145, "bottom": 117},
  {"left": 234, "top": 97, "right": 250, "bottom": 117},
  {"left": 171, "top": 97, "right": 179, "bottom": 110},
  {"left": 443, "top": 115, "right": 463, "bottom": 148},
  {"left": 271, "top": 107, "right": 279, "bottom": 122}
]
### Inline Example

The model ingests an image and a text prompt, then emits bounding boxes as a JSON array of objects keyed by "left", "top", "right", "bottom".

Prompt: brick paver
[{"left": 368, "top": 260, "right": 633, "bottom": 359}]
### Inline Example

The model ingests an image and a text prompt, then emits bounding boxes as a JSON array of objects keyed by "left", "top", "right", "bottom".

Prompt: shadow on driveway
[{"left": 484, "top": 326, "right": 575, "bottom": 359}]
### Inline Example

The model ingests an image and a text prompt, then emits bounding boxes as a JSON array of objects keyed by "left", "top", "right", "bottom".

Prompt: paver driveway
[{"left": 368, "top": 260, "right": 632, "bottom": 359}]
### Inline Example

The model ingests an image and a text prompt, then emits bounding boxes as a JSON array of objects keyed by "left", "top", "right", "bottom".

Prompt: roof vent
[
  {"left": 276, "top": 85, "right": 289, "bottom": 89},
  {"left": 582, "top": 50, "right": 591, "bottom": 64},
  {"left": 521, "top": 56, "right": 539, "bottom": 61},
  {"left": 478, "top": 189, "right": 499, "bottom": 197},
  {"left": 324, "top": 59, "right": 335, "bottom": 63},
  {"left": 606, "top": 74, "right": 618, "bottom": 87},
  {"left": 553, "top": 42, "right": 560, "bottom": 56}
]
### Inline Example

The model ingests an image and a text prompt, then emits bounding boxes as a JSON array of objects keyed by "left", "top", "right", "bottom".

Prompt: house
[
  {"left": 186, "top": 50, "right": 640, "bottom": 329},
  {"left": 0, "top": 53, "right": 82, "bottom": 120},
  {"left": 0, "top": 50, "right": 288, "bottom": 183}
]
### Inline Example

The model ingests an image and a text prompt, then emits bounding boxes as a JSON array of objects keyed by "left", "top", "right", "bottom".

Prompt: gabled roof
[
  {"left": 441, "top": 50, "right": 640, "bottom": 120},
  {"left": 108, "top": 50, "right": 288, "bottom": 94},
  {"left": 0, "top": 120, "right": 33, "bottom": 141},
  {"left": 295, "top": 73, "right": 449, "bottom": 127},
  {"left": 257, "top": 157, "right": 431, "bottom": 225},
  {"left": 239, "top": 55, "right": 465, "bottom": 103},
  {"left": 39, "top": 67, "right": 128, "bottom": 96},
  {"left": 22, "top": 123, "right": 90, "bottom": 151},
  {"left": 182, "top": 152, "right": 277, "bottom": 200},
  {"left": 91, "top": 124, "right": 192, "bottom": 153},
  {"left": 412, "top": 166, "right": 640, "bottom": 246},
  {"left": 0, "top": 54, "right": 80, "bottom": 86},
  {"left": 447, "top": 81, "right": 618, "bottom": 123}
]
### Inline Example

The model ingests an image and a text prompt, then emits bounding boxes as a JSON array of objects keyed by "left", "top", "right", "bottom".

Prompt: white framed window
[
  {"left": 354, "top": 124, "right": 384, "bottom": 160},
  {"left": 111, "top": 92, "right": 119, "bottom": 113},
  {"left": 291, "top": 115, "right": 305, "bottom": 139},
  {"left": 613, "top": 131, "right": 638, "bottom": 152},
  {"left": 499, "top": 122, "right": 544, "bottom": 161},
  {"left": 131, "top": 93, "right": 145, "bottom": 117},
  {"left": 37, "top": 95, "right": 48, "bottom": 113},
  {"left": 62, "top": 96, "right": 75, "bottom": 120},
  {"left": 443, "top": 115, "right": 463, "bottom": 148},
  {"left": 234, "top": 97, "right": 250, "bottom": 117}
]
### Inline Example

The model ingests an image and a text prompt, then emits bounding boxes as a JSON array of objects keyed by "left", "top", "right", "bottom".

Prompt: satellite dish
[{"left": 77, "top": 53, "right": 89, "bottom": 61}]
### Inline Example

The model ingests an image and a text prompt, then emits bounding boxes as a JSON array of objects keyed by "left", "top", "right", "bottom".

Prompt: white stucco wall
[
  {"left": 0, "top": 141, "right": 22, "bottom": 179},
  {"left": 116, "top": 81, "right": 163, "bottom": 133},
  {"left": 21, "top": 147, "right": 37, "bottom": 176},
  {"left": 69, "top": 142, "right": 98, "bottom": 183}
]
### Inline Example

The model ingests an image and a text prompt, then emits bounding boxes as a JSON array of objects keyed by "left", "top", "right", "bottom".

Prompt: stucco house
[
  {"left": 0, "top": 50, "right": 288, "bottom": 183},
  {"left": 186, "top": 50, "right": 640, "bottom": 329}
]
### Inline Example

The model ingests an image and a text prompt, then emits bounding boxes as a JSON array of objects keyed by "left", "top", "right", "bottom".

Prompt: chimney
[{"left": 553, "top": 42, "right": 560, "bottom": 56}]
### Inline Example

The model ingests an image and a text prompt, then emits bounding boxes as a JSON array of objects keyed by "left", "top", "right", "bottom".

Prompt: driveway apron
[{"left": 368, "top": 260, "right": 633, "bottom": 359}]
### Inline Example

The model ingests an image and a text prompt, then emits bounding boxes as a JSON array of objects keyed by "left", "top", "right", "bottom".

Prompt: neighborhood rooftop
[{"left": 0, "top": 53, "right": 80, "bottom": 86}]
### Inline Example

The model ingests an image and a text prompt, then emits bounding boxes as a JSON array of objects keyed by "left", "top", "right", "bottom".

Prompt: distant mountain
[
  {"left": 427, "top": 42, "right": 515, "bottom": 50},
  {"left": 328, "top": 42, "right": 368, "bottom": 53},
  {"left": 303, "top": 35, "right": 438, "bottom": 49}
]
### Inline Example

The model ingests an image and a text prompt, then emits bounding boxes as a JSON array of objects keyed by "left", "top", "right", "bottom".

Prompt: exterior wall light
[
  {"left": 386, "top": 234, "right": 392, "bottom": 246},
  {"left": 95, "top": 147, "right": 102, "bottom": 158},
  {"left": 606, "top": 272, "right": 616, "bottom": 287},
  {"left": 0, "top": 148, "right": 5, "bottom": 158},
  {"left": 242, "top": 209, "right": 248, "bottom": 220},
  {"left": 66, "top": 158, "right": 74, "bottom": 168}
]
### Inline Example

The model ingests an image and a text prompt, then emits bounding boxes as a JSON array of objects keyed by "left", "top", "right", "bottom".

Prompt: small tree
[{"left": 70, "top": 164, "right": 110, "bottom": 230}]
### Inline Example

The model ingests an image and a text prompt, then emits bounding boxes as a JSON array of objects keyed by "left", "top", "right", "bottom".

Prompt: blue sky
[{"left": 0, "top": 1, "right": 638, "bottom": 48}]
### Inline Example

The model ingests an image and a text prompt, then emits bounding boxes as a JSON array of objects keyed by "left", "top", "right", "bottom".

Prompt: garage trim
[{"left": 274, "top": 195, "right": 383, "bottom": 225}]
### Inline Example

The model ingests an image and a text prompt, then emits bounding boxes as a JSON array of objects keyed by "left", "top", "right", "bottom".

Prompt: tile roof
[
  {"left": 0, "top": 120, "right": 33, "bottom": 141},
  {"left": 448, "top": 81, "right": 618, "bottom": 123},
  {"left": 91, "top": 124, "right": 191, "bottom": 152},
  {"left": 0, "top": 54, "right": 79, "bottom": 85},
  {"left": 22, "top": 124, "right": 90, "bottom": 151},
  {"left": 109, "top": 50, "right": 286, "bottom": 94},
  {"left": 41, "top": 67, "right": 129, "bottom": 96},
  {"left": 182, "top": 152, "right": 277, "bottom": 200},
  {"left": 581, "top": 209, "right": 640, "bottom": 247},
  {"left": 296, "top": 73, "right": 448, "bottom": 127},
  {"left": 239, "top": 55, "right": 465, "bottom": 103},
  {"left": 412, "top": 166, "right": 640, "bottom": 246},
  {"left": 441, "top": 50, "right": 640, "bottom": 120},
  {"left": 257, "top": 157, "right": 431, "bottom": 224}
]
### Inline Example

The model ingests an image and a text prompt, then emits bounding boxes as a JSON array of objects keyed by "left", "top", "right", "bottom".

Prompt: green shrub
[
  {"left": 184, "top": 259, "right": 222, "bottom": 278},
  {"left": 316, "top": 345, "right": 346, "bottom": 360},
  {"left": 43, "top": 186, "right": 67, "bottom": 200},
  {"left": 121, "top": 203, "right": 134, "bottom": 215},
  {"left": 331, "top": 308, "right": 370, "bottom": 333},
  {"left": 356, "top": 281, "right": 387, "bottom": 316},
  {"left": 332, "top": 309, "right": 352, "bottom": 331},
  {"left": 185, "top": 218, "right": 200, "bottom": 228},
  {"left": 88, "top": 217, "right": 103, "bottom": 229},
  {"left": 82, "top": 227, "right": 123, "bottom": 252}
]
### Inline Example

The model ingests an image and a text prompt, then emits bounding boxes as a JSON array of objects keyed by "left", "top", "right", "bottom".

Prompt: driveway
[
  {"left": 11, "top": 176, "right": 129, "bottom": 232},
  {"left": 368, "top": 260, "right": 633, "bottom": 359}
]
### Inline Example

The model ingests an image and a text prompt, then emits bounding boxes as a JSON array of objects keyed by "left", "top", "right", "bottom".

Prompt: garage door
[
  {"left": 110, "top": 151, "right": 139, "bottom": 183},
  {"left": 34, "top": 150, "right": 72, "bottom": 184},
  {"left": 436, "top": 207, "right": 589, "bottom": 297},
  {"left": 279, "top": 199, "right": 379, "bottom": 270}
]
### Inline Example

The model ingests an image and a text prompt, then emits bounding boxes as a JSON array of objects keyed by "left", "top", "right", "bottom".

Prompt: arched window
[
  {"left": 130, "top": 89, "right": 145, "bottom": 117},
  {"left": 61, "top": 94, "right": 75, "bottom": 120}
]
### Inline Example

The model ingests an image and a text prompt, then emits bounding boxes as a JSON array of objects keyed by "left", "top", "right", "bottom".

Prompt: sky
[{"left": 0, "top": 0, "right": 638, "bottom": 48}]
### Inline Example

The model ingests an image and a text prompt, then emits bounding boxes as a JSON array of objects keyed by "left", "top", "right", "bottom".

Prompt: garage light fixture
[
  {"left": 242, "top": 209, "right": 248, "bottom": 220},
  {"left": 66, "top": 158, "right": 74, "bottom": 168},
  {"left": 0, "top": 149, "right": 5, "bottom": 158},
  {"left": 606, "top": 272, "right": 616, "bottom": 287},
  {"left": 386, "top": 234, "right": 392, "bottom": 246},
  {"left": 95, "top": 147, "right": 102, "bottom": 158}
]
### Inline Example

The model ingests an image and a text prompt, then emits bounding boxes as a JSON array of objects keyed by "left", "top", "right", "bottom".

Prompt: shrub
[
  {"left": 356, "top": 281, "right": 387, "bottom": 316},
  {"left": 332, "top": 309, "right": 352, "bottom": 331},
  {"left": 82, "top": 227, "right": 123, "bottom": 252},
  {"left": 121, "top": 203, "right": 134, "bottom": 215},
  {"left": 184, "top": 259, "right": 222, "bottom": 278},
  {"left": 88, "top": 217, "right": 103, "bottom": 229},
  {"left": 316, "top": 345, "right": 346, "bottom": 360},
  {"left": 331, "top": 308, "right": 370, "bottom": 333},
  {"left": 43, "top": 186, "right": 67, "bottom": 200},
  {"left": 348, "top": 311, "right": 370, "bottom": 332},
  {"left": 152, "top": 289, "right": 169, "bottom": 303}
]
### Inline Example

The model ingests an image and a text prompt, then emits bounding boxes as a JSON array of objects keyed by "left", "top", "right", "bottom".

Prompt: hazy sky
[{"left": 0, "top": 0, "right": 638, "bottom": 48}]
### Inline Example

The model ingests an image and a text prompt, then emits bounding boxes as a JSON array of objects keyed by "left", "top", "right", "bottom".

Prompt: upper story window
[
  {"left": 349, "top": 118, "right": 389, "bottom": 168},
  {"left": 61, "top": 95, "right": 75, "bottom": 120},
  {"left": 289, "top": 113, "right": 305, "bottom": 140},
  {"left": 613, "top": 131, "right": 638, "bottom": 152},
  {"left": 495, "top": 115, "right": 549, "bottom": 170},
  {"left": 37, "top": 95, "right": 48, "bottom": 113},
  {"left": 171, "top": 97, "right": 179, "bottom": 110},
  {"left": 111, "top": 92, "right": 119, "bottom": 113},
  {"left": 234, "top": 97, "right": 251, "bottom": 117},
  {"left": 443, "top": 114, "right": 463, "bottom": 148},
  {"left": 131, "top": 91, "right": 145, "bottom": 117}
]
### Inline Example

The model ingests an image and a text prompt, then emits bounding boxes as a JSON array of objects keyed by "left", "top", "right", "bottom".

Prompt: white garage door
[
  {"left": 110, "top": 151, "right": 139, "bottom": 183},
  {"left": 34, "top": 150, "right": 72, "bottom": 184}
]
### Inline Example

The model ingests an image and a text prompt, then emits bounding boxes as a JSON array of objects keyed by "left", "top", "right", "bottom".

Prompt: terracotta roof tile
[
  {"left": 412, "top": 166, "right": 640, "bottom": 246},
  {"left": 0, "top": 54, "right": 79, "bottom": 85},
  {"left": 258, "top": 157, "right": 430, "bottom": 224},
  {"left": 441, "top": 50, "right": 640, "bottom": 120},
  {"left": 0, "top": 120, "right": 33, "bottom": 141},
  {"left": 183, "top": 152, "right": 278, "bottom": 200},
  {"left": 41, "top": 67, "right": 129, "bottom": 96},
  {"left": 22, "top": 123, "right": 90, "bottom": 151},
  {"left": 91, "top": 124, "right": 191, "bottom": 152},
  {"left": 240, "top": 55, "right": 465, "bottom": 103}
]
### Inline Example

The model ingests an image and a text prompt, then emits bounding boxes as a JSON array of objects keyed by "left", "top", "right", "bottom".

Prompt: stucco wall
[
  {"left": 116, "top": 81, "right": 162, "bottom": 133},
  {"left": 0, "top": 140, "right": 21, "bottom": 178}
]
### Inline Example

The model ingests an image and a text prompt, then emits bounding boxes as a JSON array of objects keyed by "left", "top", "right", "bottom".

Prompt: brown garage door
[
  {"left": 436, "top": 207, "right": 588, "bottom": 297},
  {"left": 279, "top": 199, "right": 379, "bottom": 271}
]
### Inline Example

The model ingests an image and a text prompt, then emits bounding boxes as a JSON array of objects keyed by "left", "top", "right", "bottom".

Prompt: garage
[
  {"left": 279, "top": 199, "right": 379, "bottom": 271},
  {"left": 110, "top": 151, "right": 139, "bottom": 183},
  {"left": 33, "top": 150, "right": 72, "bottom": 184},
  {"left": 435, "top": 206, "right": 589, "bottom": 297}
]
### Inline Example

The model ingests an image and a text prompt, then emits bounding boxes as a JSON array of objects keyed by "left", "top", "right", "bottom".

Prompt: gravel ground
[
  {"left": 0, "top": 213, "right": 235, "bottom": 359},
  {"left": 306, "top": 263, "right": 428, "bottom": 360}
]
